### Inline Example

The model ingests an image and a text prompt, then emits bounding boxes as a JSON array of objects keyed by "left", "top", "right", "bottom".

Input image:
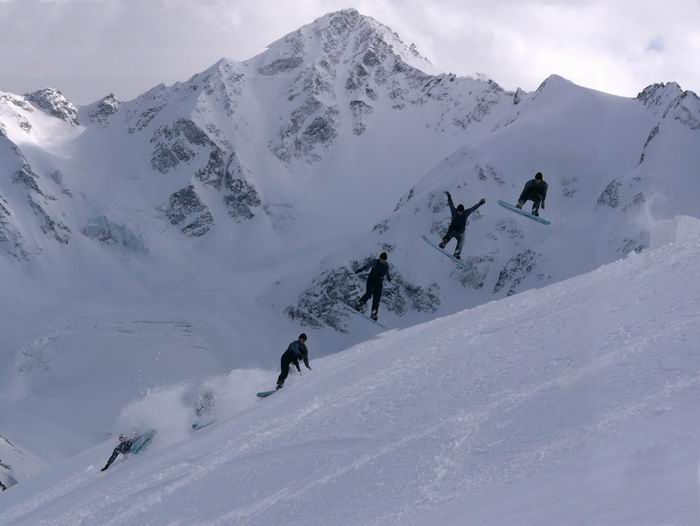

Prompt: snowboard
[
  {"left": 192, "top": 420, "right": 217, "bottom": 431},
  {"left": 256, "top": 389, "right": 278, "bottom": 398},
  {"left": 422, "top": 235, "right": 470, "bottom": 270},
  {"left": 336, "top": 299, "right": 388, "bottom": 329},
  {"left": 497, "top": 200, "right": 551, "bottom": 225},
  {"left": 130, "top": 430, "right": 156, "bottom": 454}
]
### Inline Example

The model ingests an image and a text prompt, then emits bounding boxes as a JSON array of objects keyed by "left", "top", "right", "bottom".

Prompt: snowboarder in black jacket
[
  {"left": 101, "top": 434, "right": 134, "bottom": 471},
  {"left": 276, "top": 333, "right": 311, "bottom": 389},
  {"left": 439, "top": 192, "right": 486, "bottom": 259},
  {"left": 516, "top": 172, "right": 548, "bottom": 216},
  {"left": 355, "top": 252, "right": 391, "bottom": 320}
]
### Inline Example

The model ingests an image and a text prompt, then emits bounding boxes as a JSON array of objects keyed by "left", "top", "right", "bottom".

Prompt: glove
[
  {"left": 445, "top": 191, "right": 451, "bottom": 197},
  {"left": 479, "top": 198, "right": 486, "bottom": 205}
]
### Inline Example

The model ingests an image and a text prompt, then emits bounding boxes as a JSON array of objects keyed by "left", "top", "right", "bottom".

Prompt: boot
[
  {"left": 370, "top": 309, "right": 379, "bottom": 321},
  {"left": 453, "top": 252, "right": 461, "bottom": 260}
]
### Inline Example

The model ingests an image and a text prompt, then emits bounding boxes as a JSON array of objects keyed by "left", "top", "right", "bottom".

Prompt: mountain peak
[{"left": 256, "top": 8, "right": 435, "bottom": 75}]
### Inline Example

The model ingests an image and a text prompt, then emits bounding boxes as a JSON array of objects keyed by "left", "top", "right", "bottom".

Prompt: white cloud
[{"left": 0, "top": 0, "right": 698, "bottom": 103}]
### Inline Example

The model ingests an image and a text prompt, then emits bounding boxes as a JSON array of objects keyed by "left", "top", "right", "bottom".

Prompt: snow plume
[{"left": 116, "top": 368, "right": 272, "bottom": 446}]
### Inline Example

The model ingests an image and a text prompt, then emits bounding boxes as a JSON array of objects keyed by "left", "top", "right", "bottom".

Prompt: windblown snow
[{"left": 1, "top": 216, "right": 699, "bottom": 525}]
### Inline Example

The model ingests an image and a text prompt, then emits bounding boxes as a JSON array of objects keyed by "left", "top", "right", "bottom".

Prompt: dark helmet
[
  {"left": 457, "top": 204, "right": 465, "bottom": 212},
  {"left": 299, "top": 333, "right": 307, "bottom": 341},
  {"left": 118, "top": 434, "right": 128, "bottom": 442},
  {"left": 379, "top": 252, "right": 388, "bottom": 260},
  {"left": 534, "top": 172, "right": 544, "bottom": 180}
]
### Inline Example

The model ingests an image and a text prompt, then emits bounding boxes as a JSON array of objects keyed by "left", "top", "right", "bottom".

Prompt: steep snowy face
[{"left": 1, "top": 217, "right": 699, "bottom": 525}]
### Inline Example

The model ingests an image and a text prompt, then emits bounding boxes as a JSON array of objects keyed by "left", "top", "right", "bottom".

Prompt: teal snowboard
[
  {"left": 497, "top": 200, "right": 551, "bottom": 225},
  {"left": 257, "top": 389, "right": 278, "bottom": 398},
  {"left": 130, "top": 430, "right": 156, "bottom": 454},
  {"left": 422, "top": 235, "right": 470, "bottom": 270},
  {"left": 336, "top": 299, "right": 388, "bottom": 329},
  {"left": 192, "top": 420, "right": 217, "bottom": 431}
]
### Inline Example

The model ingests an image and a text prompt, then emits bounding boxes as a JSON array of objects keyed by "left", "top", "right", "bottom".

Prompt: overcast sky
[{"left": 0, "top": 0, "right": 698, "bottom": 104}]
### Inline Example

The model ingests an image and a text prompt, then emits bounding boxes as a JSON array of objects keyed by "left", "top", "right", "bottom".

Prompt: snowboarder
[
  {"left": 438, "top": 192, "right": 486, "bottom": 259},
  {"left": 516, "top": 172, "right": 548, "bottom": 216},
  {"left": 276, "top": 333, "right": 311, "bottom": 390},
  {"left": 354, "top": 252, "right": 392, "bottom": 320},
  {"left": 101, "top": 434, "right": 134, "bottom": 471}
]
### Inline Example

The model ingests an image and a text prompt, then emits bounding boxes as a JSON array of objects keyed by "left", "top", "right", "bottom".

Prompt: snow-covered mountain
[
  {"left": 1, "top": 8, "right": 699, "bottom": 492},
  {"left": 1, "top": 215, "right": 699, "bottom": 524}
]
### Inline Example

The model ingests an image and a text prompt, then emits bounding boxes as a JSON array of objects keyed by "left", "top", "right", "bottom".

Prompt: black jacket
[
  {"left": 102, "top": 438, "right": 134, "bottom": 471},
  {"left": 286, "top": 340, "right": 310, "bottom": 370},
  {"left": 356, "top": 259, "right": 391, "bottom": 283},
  {"left": 447, "top": 194, "right": 484, "bottom": 233},
  {"left": 519, "top": 179, "right": 548, "bottom": 205}
]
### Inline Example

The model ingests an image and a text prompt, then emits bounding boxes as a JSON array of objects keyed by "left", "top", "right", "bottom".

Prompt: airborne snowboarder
[
  {"left": 276, "top": 333, "right": 312, "bottom": 390},
  {"left": 438, "top": 192, "right": 486, "bottom": 259},
  {"left": 354, "top": 252, "right": 392, "bottom": 321},
  {"left": 516, "top": 172, "right": 548, "bottom": 216},
  {"left": 101, "top": 434, "right": 134, "bottom": 471}
]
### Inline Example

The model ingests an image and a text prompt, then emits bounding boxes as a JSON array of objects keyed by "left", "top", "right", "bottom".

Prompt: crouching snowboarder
[
  {"left": 439, "top": 192, "right": 485, "bottom": 259},
  {"left": 101, "top": 434, "right": 134, "bottom": 471},
  {"left": 355, "top": 252, "right": 391, "bottom": 320},
  {"left": 276, "top": 333, "right": 311, "bottom": 390},
  {"left": 516, "top": 172, "right": 548, "bottom": 216}
]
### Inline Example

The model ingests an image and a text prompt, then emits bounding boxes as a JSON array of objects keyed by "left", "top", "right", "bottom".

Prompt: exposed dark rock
[
  {"left": 165, "top": 185, "right": 214, "bottom": 237},
  {"left": 25, "top": 88, "right": 78, "bottom": 125},
  {"left": 619, "top": 231, "right": 650, "bottom": 256},
  {"left": 82, "top": 215, "right": 147, "bottom": 253},
  {"left": 639, "top": 124, "right": 660, "bottom": 165},
  {"left": 258, "top": 57, "right": 304, "bottom": 76},
  {"left": 88, "top": 94, "right": 120, "bottom": 127},
  {"left": 13, "top": 164, "right": 70, "bottom": 244},
  {"left": 597, "top": 179, "right": 621, "bottom": 208},
  {"left": 493, "top": 249, "right": 543, "bottom": 296},
  {"left": 286, "top": 253, "right": 440, "bottom": 332},
  {"left": 151, "top": 119, "right": 214, "bottom": 173},
  {"left": 128, "top": 104, "right": 165, "bottom": 134},
  {"left": 0, "top": 195, "right": 28, "bottom": 260},
  {"left": 350, "top": 99, "right": 373, "bottom": 135}
]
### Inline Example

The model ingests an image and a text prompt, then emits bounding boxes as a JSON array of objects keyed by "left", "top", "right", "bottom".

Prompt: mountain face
[{"left": 0, "top": 8, "right": 699, "bottom": 486}]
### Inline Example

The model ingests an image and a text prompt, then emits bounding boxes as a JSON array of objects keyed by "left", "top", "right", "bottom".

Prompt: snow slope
[
  {"left": 1, "top": 216, "right": 698, "bottom": 525},
  {"left": 1, "top": 7, "right": 699, "bottom": 489}
]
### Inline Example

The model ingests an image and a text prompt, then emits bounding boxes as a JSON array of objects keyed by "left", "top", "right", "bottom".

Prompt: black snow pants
[
  {"left": 359, "top": 277, "right": 383, "bottom": 313},
  {"left": 277, "top": 350, "right": 299, "bottom": 387},
  {"left": 517, "top": 191, "right": 542, "bottom": 213},
  {"left": 440, "top": 229, "right": 465, "bottom": 256}
]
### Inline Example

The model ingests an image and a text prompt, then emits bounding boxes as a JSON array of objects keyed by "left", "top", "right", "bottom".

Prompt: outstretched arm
[
  {"left": 464, "top": 198, "right": 486, "bottom": 217},
  {"left": 355, "top": 260, "right": 373, "bottom": 274},
  {"left": 445, "top": 192, "right": 456, "bottom": 215}
]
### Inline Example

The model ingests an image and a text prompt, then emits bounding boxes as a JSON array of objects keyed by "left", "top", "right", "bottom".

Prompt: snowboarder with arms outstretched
[
  {"left": 355, "top": 252, "right": 391, "bottom": 321},
  {"left": 101, "top": 434, "right": 134, "bottom": 471},
  {"left": 276, "top": 333, "right": 311, "bottom": 390},
  {"left": 516, "top": 172, "right": 548, "bottom": 216},
  {"left": 439, "top": 192, "right": 486, "bottom": 259}
]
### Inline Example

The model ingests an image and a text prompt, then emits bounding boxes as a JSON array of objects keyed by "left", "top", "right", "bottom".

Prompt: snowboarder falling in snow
[
  {"left": 101, "top": 434, "right": 134, "bottom": 471},
  {"left": 516, "top": 172, "right": 548, "bottom": 216},
  {"left": 276, "top": 333, "right": 311, "bottom": 390},
  {"left": 439, "top": 192, "right": 486, "bottom": 259},
  {"left": 354, "top": 252, "right": 391, "bottom": 321}
]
